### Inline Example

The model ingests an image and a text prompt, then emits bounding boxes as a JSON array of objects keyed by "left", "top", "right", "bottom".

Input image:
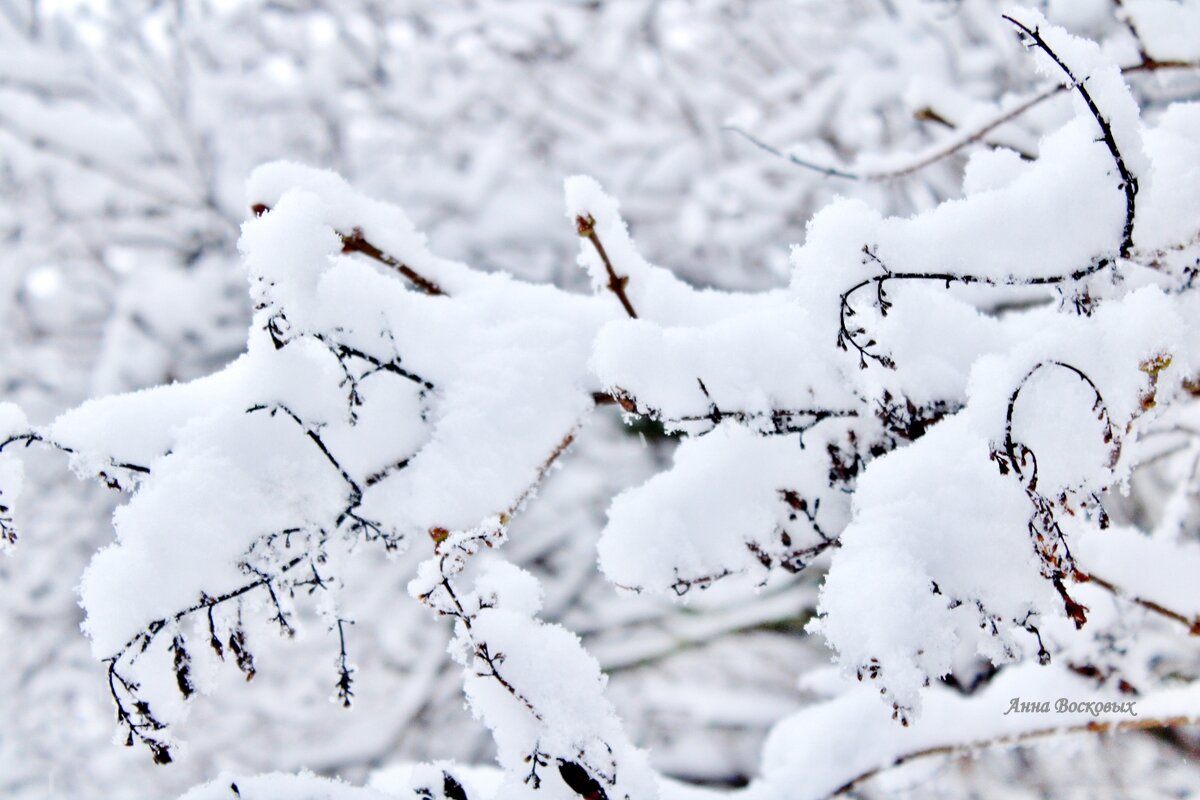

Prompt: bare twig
[
  {"left": 729, "top": 58, "right": 1197, "bottom": 188},
  {"left": 723, "top": 126, "right": 862, "bottom": 180},
  {"left": 726, "top": 88, "right": 1054, "bottom": 182},
  {"left": 339, "top": 227, "right": 445, "bottom": 296},
  {"left": 575, "top": 214, "right": 638, "bottom": 318},
  {"left": 1075, "top": 570, "right": 1200, "bottom": 635},
  {"left": 249, "top": 205, "right": 444, "bottom": 296}
]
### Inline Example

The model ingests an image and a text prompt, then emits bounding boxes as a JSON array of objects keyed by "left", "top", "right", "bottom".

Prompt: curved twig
[
  {"left": 839, "top": 246, "right": 1111, "bottom": 369},
  {"left": 1003, "top": 15, "right": 1138, "bottom": 258},
  {"left": 1000, "top": 360, "right": 1119, "bottom": 488},
  {"left": 992, "top": 360, "right": 1119, "bottom": 627}
]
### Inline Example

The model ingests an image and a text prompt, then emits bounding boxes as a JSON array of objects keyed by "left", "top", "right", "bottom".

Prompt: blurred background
[{"left": 2, "top": 1, "right": 1199, "bottom": 797}]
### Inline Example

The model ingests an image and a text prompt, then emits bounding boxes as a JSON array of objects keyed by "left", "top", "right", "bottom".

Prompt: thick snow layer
[
  {"left": 812, "top": 415, "right": 1049, "bottom": 715},
  {"left": 1122, "top": 0, "right": 1200, "bottom": 63},
  {"left": 599, "top": 422, "right": 851, "bottom": 595},
  {"left": 813, "top": 285, "right": 1190, "bottom": 715},
  {"left": 41, "top": 54, "right": 1200, "bottom": 771}
]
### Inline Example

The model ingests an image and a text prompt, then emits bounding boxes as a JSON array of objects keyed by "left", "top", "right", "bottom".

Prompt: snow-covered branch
[{"left": 3, "top": 3, "right": 1200, "bottom": 799}]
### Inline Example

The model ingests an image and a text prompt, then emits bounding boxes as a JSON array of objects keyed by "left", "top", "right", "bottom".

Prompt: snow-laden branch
[{"left": 1, "top": 9, "right": 1200, "bottom": 799}]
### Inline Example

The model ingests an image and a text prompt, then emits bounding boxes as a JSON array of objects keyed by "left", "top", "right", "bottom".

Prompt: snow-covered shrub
[{"left": 4, "top": 3, "right": 1200, "bottom": 799}]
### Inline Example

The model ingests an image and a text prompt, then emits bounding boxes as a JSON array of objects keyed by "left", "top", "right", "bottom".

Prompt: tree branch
[
  {"left": 727, "top": 57, "right": 1196, "bottom": 188},
  {"left": 1003, "top": 15, "right": 1138, "bottom": 259},
  {"left": 1075, "top": 570, "right": 1200, "bottom": 635},
  {"left": 839, "top": 246, "right": 1111, "bottom": 369},
  {"left": 831, "top": 713, "right": 1200, "bottom": 797}
]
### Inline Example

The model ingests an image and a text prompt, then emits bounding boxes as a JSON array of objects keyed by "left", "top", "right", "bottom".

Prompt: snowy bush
[{"left": 4, "top": 2, "right": 1200, "bottom": 799}]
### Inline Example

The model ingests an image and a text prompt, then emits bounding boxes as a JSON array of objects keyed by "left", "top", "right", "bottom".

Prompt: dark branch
[
  {"left": 1003, "top": 15, "right": 1139, "bottom": 259},
  {"left": 606, "top": 386, "right": 859, "bottom": 437},
  {"left": 335, "top": 618, "right": 355, "bottom": 707},
  {"left": 0, "top": 431, "right": 151, "bottom": 488},
  {"left": 838, "top": 246, "right": 1111, "bottom": 369}
]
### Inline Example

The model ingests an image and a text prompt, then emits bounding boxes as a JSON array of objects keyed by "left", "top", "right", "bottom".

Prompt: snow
[
  {"left": 49, "top": 78, "right": 1200, "bottom": 799},
  {"left": 1121, "top": 0, "right": 1200, "bottom": 63},
  {"left": 1073, "top": 525, "right": 1200, "bottom": 625},
  {"left": 1136, "top": 102, "right": 1200, "bottom": 250},
  {"left": 812, "top": 414, "right": 1049, "bottom": 715},
  {"left": 1012, "top": 9, "right": 1150, "bottom": 180},
  {"left": 2, "top": 4, "right": 1200, "bottom": 799},
  {"left": 180, "top": 771, "right": 396, "bottom": 800},
  {"left": 44, "top": 33, "right": 1200, "bottom": 787},
  {"left": 755, "top": 662, "right": 1200, "bottom": 800},
  {"left": 79, "top": 409, "right": 348, "bottom": 656},
  {"left": 598, "top": 422, "right": 850, "bottom": 596}
]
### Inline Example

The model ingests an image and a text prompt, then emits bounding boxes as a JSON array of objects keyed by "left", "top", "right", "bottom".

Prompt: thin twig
[
  {"left": 838, "top": 247, "right": 1111, "bottom": 369},
  {"left": 724, "top": 126, "right": 861, "bottom": 180},
  {"left": 831, "top": 713, "right": 1200, "bottom": 796},
  {"left": 1075, "top": 570, "right": 1200, "bottom": 635},
  {"left": 575, "top": 214, "right": 638, "bottom": 318},
  {"left": 728, "top": 58, "right": 1197, "bottom": 187},
  {"left": 1003, "top": 15, "right": 1138, "bottom": 258},
  {"left": 339, "top": 227, "right": 445, "bottom": 296},
  {"left": 249, "top": 205, "right": 444, "bottom": 296}
]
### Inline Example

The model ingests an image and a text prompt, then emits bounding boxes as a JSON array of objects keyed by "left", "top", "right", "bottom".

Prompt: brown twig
[
  {"left": 723, "top": 126, "right": 862, "bottom": 180},
  {"left": 339, "top": 227, "right": 445, "bottom": 296},
  {"left": 1075, "top": 569, "right": 1200, "bottom": 635},
  {"left": 249, "top": 205, "right": 444, "bottom": 296},
  {"left": 1112, "top": 0, "right": 1151, "bottom": 64},
  {"left": 575, "top": 214, "right": 638, "bottom": 318},
  {"left": 507, "top": 430, "right": 577, "bottom": 519}
]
